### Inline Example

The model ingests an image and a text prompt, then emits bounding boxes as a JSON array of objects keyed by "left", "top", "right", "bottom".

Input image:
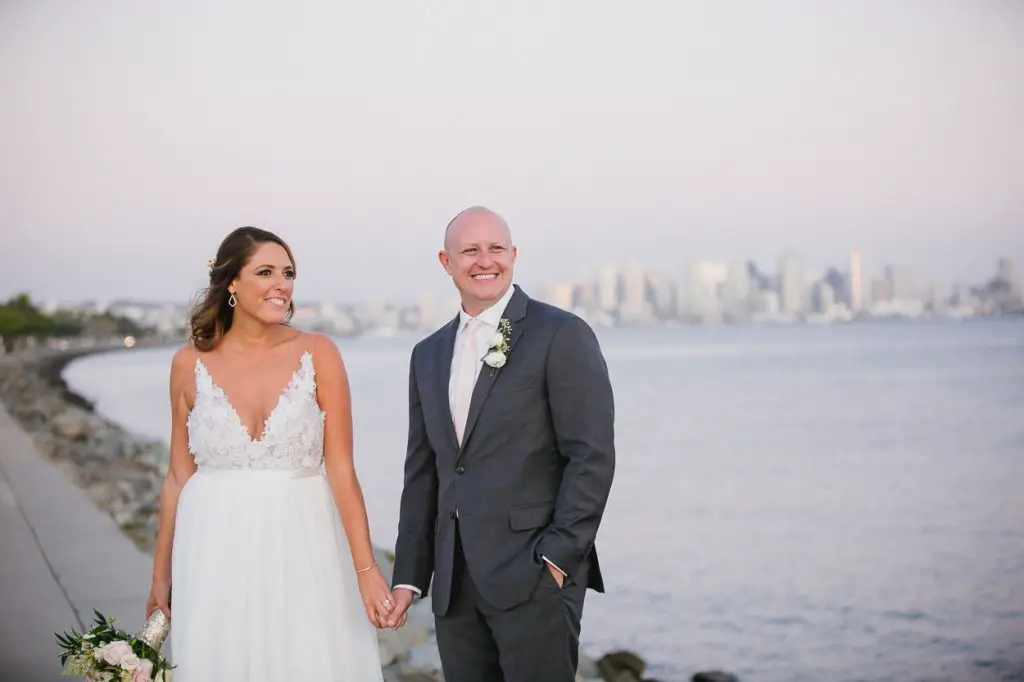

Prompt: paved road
[{"left": 0, "top": 404, "right": 156, "bottom": 682}]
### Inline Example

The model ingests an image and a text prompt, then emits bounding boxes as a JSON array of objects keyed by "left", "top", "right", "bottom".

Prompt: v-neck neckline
[{"left": 196, "top": 351, "right": 310, "bottom": 444}]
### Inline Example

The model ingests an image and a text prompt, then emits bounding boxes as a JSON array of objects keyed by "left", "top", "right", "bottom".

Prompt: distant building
[
  {"left": 848, "top": 250, "right": 863, "bottom": 311},
  {"left": 538, "top": 282, "right": 574, "bottom": 312},
  {"left": 597, "top": 265, "right": 620, "bottom": 313},
  {"left": 811, "top": 281, "right": 836, "bottom": 315},
  {"left": 677, "top": 260, "right": 727, "bottom": 321},
  {"left": 871, "top": 277, "right": 892, "bottom": 305},
  {"left": 886, "top": 265, "right": 915, "bottom": 302},
  {"left": 997, "top": 258, "right": 1018, "bottom": 293},
  {"left": 646, "top": 270, "right": 674, "bottom": 319},
  {"left": 777, "top": 252, "right": 805, "bottom": 314},
  {"left": 620, "top": 262, "right": 650, "bottom": 323},
  {"left": 722, "top": 261, "right": 751, "bottom": 320}
]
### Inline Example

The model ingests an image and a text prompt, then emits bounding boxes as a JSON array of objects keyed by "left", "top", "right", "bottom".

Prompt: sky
[{"left": 1, "top": 0, "right": 1022, "bottom": 305}]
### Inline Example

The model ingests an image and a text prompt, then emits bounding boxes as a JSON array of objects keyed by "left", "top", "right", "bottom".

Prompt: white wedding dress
[{"left": 170, "top": 351, "right": 384, "bottom": 681}]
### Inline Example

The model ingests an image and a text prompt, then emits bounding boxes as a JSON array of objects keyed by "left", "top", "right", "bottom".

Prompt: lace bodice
[{"left": 187, "top": 351, "right": 325, "bottom": 470}]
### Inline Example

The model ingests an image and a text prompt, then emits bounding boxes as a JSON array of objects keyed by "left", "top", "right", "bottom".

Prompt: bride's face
[{"left": 229, "top": 242, "right": 295, "bottom": 325}]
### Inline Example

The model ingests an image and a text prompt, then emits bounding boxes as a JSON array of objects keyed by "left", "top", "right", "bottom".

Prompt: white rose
[
  {"left": 100, "top": 641, "right": 133, "bottom": 666},
  {"left": 120, "top": 652, "right": 140, "bottom": 671},
  {"left": 483, "top": 351, "right": 506, "bottom": 368},
  {"left": 488, "top": 332, "right": 504, "bottom": 348}
]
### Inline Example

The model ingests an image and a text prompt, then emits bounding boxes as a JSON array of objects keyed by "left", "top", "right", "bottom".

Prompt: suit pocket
[{"left": 508, "top": 501, "right": 554, "bottom": 531}]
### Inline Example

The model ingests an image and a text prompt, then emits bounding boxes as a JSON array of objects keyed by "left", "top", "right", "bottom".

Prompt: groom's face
[{"left": 440, "top": 212, "right": 516, "bottom": 313}]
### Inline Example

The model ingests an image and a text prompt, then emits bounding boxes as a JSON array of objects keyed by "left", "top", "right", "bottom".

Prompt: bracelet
[{"left": 355, "top": 562, "right": 377, "bottom": 574}]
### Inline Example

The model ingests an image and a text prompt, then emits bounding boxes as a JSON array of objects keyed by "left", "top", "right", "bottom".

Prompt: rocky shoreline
[{"left": 0, "top": 347, "right": 736, "bottom": 682}]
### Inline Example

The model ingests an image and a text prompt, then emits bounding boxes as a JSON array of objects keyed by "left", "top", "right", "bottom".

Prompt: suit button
[
  {"left": 456, "top": 466, "right": 465, "bottom": 474},
  {"left": 449, "top": 510, "right": 456, "bottom": 519}
]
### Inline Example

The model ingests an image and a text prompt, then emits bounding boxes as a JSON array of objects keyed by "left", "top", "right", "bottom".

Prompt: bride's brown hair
[{"left": 188, "top": 227, "right": 297, "bottom": 351}]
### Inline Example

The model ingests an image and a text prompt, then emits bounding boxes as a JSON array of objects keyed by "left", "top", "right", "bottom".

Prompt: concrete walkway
[{"left": 0, "top": 404, "right": 156, "bottom": 681}]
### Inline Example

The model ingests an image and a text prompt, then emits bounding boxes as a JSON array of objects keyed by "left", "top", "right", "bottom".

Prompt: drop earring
[{"left": 228, "top": 293, "right": 237, "bottom": 308}]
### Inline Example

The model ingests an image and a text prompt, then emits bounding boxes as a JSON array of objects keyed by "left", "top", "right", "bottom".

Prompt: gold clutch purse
[{"left": 137, "top": 609, "right": 171, "bottom": 651}]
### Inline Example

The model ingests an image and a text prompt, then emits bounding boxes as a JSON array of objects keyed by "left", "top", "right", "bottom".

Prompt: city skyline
[
  {"left": 14, "top": 246, "right": 1015, "bottom": 309},
  {"left": 1, "top": 224, "right": 1019, "bottom": 305},
  {"left": 17, "top": 250, "right": 1018, "bottom": 342}
]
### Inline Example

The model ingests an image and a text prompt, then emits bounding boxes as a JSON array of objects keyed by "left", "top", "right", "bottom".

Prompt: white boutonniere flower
[{"left": 482, "top": 318, "right": 513, "bottom": 371}]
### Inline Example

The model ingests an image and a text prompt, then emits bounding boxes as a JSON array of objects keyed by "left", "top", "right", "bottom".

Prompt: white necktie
[{"left": 452, "top": 319, "right": 483, "bottom": 444}]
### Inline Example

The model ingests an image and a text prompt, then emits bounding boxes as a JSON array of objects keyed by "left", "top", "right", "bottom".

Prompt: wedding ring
[{"left": 383, "top": 599, "right": 392, "bottom": 609}]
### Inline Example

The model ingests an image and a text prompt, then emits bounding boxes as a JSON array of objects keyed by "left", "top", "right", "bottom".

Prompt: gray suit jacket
[{"left": 393, "top": 286, "right": 616, "bottom": 615}]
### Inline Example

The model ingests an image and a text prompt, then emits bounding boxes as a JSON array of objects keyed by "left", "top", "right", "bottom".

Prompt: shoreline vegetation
[{"left": 0, "top": 344, "right": 739, "bottom": 682}]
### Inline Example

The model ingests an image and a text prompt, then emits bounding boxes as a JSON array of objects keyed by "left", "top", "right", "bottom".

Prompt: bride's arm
[
  {"left": 313, "top": 334, "right": 393, "bottom": 625},
  {"left": 147, "top": 347, "right": 198, "bottom": 618}
]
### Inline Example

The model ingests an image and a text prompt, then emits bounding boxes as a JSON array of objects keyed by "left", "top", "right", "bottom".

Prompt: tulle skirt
[{"left": 170, "top": 467, "right": 384, "bottom": 681}]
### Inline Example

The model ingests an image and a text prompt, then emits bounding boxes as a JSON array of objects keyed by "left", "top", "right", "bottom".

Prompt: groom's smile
[{"left": 439, "top": 206, "right": 517, "bottom": 316}]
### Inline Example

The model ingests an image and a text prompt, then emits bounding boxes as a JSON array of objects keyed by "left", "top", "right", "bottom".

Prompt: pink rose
[
  {"left": 133, "top": 659, "right": 154, "bottom": 682},
  {"left": 100, "top": 641, "right": 133, "bottom": 666}
]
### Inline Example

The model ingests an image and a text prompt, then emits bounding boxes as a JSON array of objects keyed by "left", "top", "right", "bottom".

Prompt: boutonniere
[{"left": 482, "top": 318, "right": 513, "bottom": 372}]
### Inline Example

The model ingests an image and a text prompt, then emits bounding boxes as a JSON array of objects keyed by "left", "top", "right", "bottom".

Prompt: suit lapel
[
  {"left": 458, "top": 286, "right": 529, "bottom": 455},
  {"left": 435, "top": 315, "right": 460, "bottom": 453}
]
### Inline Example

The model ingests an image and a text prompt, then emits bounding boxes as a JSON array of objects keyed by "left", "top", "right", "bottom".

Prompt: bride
[{"left": 146, "top": 227, "right": 389, "bottom": 680}]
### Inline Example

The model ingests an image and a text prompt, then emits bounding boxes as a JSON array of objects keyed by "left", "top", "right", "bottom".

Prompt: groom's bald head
[
  {"left": 439, "top": 205, "right": 517, "bottom": 316},
  {"left": 443, "top": 206, "right": 512, "bottom": 251}
]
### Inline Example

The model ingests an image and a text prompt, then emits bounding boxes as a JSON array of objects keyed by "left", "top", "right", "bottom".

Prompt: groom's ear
[{"left": 438, "top": 250, "right": 452, "bottom": 274}]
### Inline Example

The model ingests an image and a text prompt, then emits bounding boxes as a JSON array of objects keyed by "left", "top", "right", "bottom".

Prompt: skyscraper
[
  {"left": 778, "top": 252, "right": 805, "bottom": 315},
  {"left": 849, "top": 250, "right": 863, "bottom": 312},
  {"left": 597, "top": 264, "right": 620, "bottom": 313}
]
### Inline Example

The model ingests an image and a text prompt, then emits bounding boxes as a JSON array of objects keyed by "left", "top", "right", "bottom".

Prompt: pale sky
[{"left": 1, "top": 0, "right": 1022, "bottom": 304}]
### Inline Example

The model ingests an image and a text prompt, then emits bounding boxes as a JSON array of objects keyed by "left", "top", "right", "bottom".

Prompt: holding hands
[
  {"left": 384, "top": 588, "right": 415, "bottom": 629},
  {"left": 355, "top": 563, "right": 396, "bottom": 629}
]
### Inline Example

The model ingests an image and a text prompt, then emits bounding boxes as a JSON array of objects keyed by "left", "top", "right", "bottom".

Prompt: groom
[{"left": 387, "top": 206, "right": 616, "bottom": 682}]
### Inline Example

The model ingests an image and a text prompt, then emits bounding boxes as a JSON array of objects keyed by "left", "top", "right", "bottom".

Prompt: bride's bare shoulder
[
  {"left": 169, "top": 344, "right": 201, "bottom": 380},
  {"left": 309, "top": 333, "right": 345, "bottom": 369}
]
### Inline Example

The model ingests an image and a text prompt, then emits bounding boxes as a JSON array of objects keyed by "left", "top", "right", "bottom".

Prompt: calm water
[{"left": 64, "top": 321, "right": 1024, "bottom": 681}]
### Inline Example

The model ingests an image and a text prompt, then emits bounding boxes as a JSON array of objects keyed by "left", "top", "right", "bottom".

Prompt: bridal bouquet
[{"left": 55, "top": 609, "right": 173, "bottom": 682}]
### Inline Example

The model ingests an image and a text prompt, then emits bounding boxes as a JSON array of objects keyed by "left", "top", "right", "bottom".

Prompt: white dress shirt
[
  {"left": 395, "top": 285, "right": 564, "bottom": 598},
  {"left": 448, "top": 282, "right": 517, "bottom": 407}
]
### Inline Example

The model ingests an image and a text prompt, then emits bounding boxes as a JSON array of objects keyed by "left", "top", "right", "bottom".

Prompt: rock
[
  {"left": 576, "top": 653, "right": 602, "bottom": 681},
  {"left": 692, "top": 672, "right": 739, "bottom": 682},
  {"left": 391, "top": 673, "right": 440, "bottom": 682},
  {"left": 405, "top": 641, "right": 444, "bottom": 674},
  {"left": 33, "top": 432, "right": 60, "bottom": 460},
  {"left": 599, "top": 650, "right": 646, "bottom": 681},
  {"left": 613, "top": 673, "right": 640, "bottom": 682},
  {"left": 377, "top": 628, "right": 409, "bottom": 667},
  {"left": 376, "top": 610, "right": 429, "bottom": 666},
  {"left": 51, "top": 409, "right": 90, "bottom": 440}
]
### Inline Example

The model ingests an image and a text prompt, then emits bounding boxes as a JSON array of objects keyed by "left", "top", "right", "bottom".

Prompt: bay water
[{"left": 63, "top": 320, "right": 1024, "bottom": 681}]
